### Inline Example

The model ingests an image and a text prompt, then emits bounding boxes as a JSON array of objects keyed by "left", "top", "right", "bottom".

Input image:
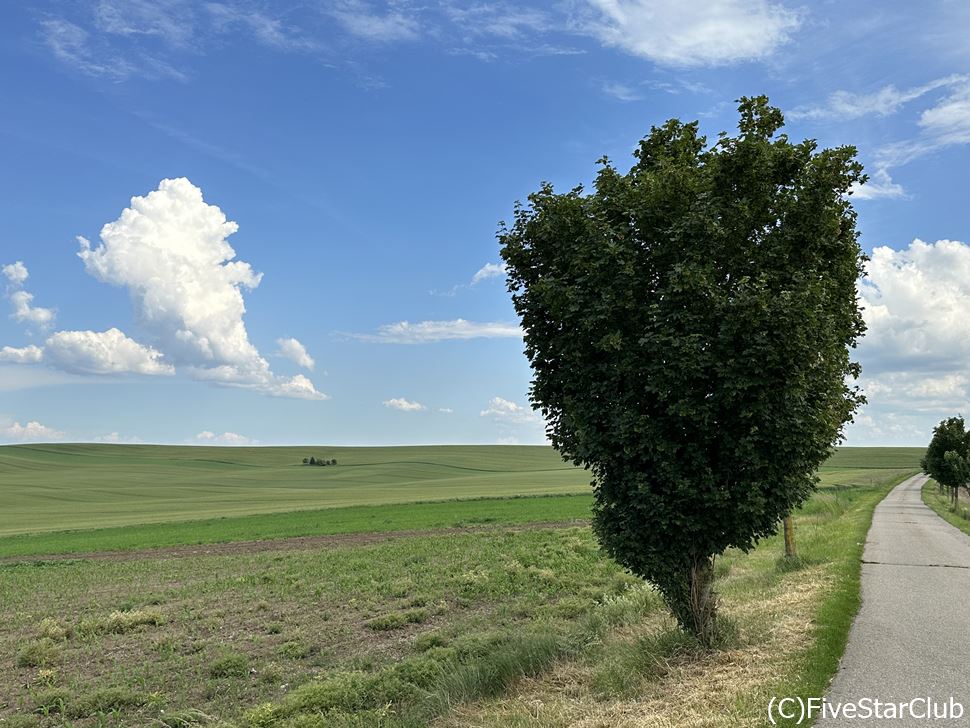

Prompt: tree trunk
[
  {"left": 783, "top": 515, "right": 797, "bottom": 559},
  {"left": 688, "top": 556, "right": 718, "bottom": 647}
]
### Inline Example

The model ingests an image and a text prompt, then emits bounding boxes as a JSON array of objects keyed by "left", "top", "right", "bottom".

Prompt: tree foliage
[
  {"left": 922, "top": 417, "right": 970, "bottom": 506},
  {"left": 499, "top": 97, "right": 867, "bottom": 644}
]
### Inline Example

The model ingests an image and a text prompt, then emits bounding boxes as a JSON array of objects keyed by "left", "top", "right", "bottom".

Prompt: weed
[
  {"left": 35, "top": 617, "right": 71, "bottom": 642},
  {"left": 278, "top": 640, "right": 312, "bottom": 660},
  {"left": 15, "top": 640, "right": 60, "bottom": 668},
  {"left": 208, "top": 652, "right": 250, "bottom": 678}
]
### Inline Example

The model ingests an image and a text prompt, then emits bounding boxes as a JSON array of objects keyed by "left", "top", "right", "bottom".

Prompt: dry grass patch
[{"left": 437, "top": 565, "right": 831, "bottom": 728}]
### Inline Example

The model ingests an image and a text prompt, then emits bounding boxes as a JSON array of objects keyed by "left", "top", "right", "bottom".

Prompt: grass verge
[{"left": 921, "top": 478, "right": 970, "bottom": 536}]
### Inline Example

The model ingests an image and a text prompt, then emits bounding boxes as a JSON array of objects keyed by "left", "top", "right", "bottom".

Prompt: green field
[
  {"left": 0, "top": 445, "right": 590, "bottom": 537},
  {"left": 0, "top": 448, "right": 921, "bottom": 728},
  {"left": 0, "top": 446, "right": 924, "bottom": 557}
]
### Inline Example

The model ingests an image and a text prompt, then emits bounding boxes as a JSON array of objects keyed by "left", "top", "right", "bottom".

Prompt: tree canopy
[
  {"left": 499, "top": 97, "right": 867, "bottom": 644},
  {"left": 922, "top": 417, "right": 970, "bottom": 506}
]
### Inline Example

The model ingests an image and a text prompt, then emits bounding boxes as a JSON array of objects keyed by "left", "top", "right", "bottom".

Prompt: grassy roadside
[
  {"left": 921, "top": 478, "right": 970, "bottom": 536},
  {"left": 0, "top": 469, "right": 915, "bottom": 727},
  {"left": 0, "top": 494, "right": 593, "bottom": 559},
  {"left": 436, "top": 469, "right": 916, "bottom": 728}
]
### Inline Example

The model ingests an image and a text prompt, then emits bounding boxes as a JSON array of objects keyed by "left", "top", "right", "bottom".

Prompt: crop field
[
  {"left": 0, "top": 445, "right": 589, "bottom": 537},
  {"left": 0, "top": 446, "right": 923, "bottom": 727}
]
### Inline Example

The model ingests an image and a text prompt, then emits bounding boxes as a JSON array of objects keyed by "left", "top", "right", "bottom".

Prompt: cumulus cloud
[
  {"left": 576, "top": 0, "right": 800, "bottom": 67},
  {"left": 858, "top": 239, "right": 970, "bottom": 373},
  {"left": 2, "top": 262, "right": 28, "bottom": 286},
  {"left": 383, "top": 397, "right": 426, "bottom": 411},
  {"left": 3, "top": 261, "right": 55, "bottom": 328},
  {"left": 846, "top": 238, "right": 970, "bottom": 445},
  {"left": 43, "top": 328, "right": 174, "bottom": 375},
  {"left": 276, "top": 337, "right": 315, "bottom": 370},
  {"left": 479, "top": 396, "right": 540, "bottom": 424},
  {"left": 351, "top": 319, "right": 521, "bottom": 343},
  {"left": 75, "top": 177, "right": 325, "bottom": 399},
  {"left": 0, "top": 345, "right": 45, "bottom": 364},
  {"left": 1, "top": 420, "right": 66, "bottom": 442},
  {"left": 194, "top": 430, "right": 256, "bottom": 445}
]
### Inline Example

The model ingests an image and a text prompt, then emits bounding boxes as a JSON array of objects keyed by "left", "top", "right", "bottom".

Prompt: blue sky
[{"left": 2, "top": 0, "right": 970, "bottom": 447}]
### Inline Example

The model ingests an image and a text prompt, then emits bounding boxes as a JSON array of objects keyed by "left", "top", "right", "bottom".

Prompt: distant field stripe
[{"left": 0, "top": 493, "right": 595, "bottom": 559}]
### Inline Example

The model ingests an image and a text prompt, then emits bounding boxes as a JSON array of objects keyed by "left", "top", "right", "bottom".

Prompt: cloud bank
[{"left": 849, "top": 238, "right": 970, "bottom": 444}]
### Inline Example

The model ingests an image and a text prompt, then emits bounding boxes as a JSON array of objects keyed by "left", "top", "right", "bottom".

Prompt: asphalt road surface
[{"left": 814, "top": 474, "right": 970, "bottom": 726}]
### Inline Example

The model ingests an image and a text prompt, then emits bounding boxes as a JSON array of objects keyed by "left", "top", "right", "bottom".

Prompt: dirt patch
[{"left": 0, "top": 520, "right": 588, "bottom": 565}]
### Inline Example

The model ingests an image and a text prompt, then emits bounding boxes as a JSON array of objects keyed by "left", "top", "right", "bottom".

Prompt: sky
[{"left": 2, "top": 1, "right": 970, "bottom": 447}]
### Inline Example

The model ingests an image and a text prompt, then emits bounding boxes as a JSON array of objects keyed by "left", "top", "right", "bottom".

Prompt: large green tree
[
  {"left": 922, "top": 417, "right": 970, "bottom": 507},
  {"left": 500, "top": 97, "right": 867, "bottom": 645}
]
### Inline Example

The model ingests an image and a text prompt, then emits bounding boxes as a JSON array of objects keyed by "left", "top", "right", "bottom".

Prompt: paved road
[{"left": 816, "top": 474, "right": 970, "bottom": 726}]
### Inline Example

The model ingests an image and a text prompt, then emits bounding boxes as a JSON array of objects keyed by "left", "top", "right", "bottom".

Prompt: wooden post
[{"left": 783, "top": 515, "right": 797, "bottom": 559}]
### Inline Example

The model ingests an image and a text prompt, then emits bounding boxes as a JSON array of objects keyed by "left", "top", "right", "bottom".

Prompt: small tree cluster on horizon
[
  {"left": 303, "top": 457, "right": 338, "bottom": 466},
  {"left": 922, "top": 417, "right": 970, "bottom": 508}
]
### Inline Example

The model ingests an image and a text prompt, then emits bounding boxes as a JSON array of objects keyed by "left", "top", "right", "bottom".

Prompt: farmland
[{"left": 0, "top": 445, "right": 923, "bottom": 727}]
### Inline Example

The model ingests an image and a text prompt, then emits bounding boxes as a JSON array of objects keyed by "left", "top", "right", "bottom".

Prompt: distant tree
[
  {"left": 330, "top": 459, "right": 337, "bottom": 466},
  {"left": 302, "top": 457, "right": 309, "bottom": 465},
  {"left": 308, "top": 457, "right": 316, "bottom": 465},
  {"left": 318, "top": 457, "right": 327, "bottom": 466},
  {"left": 922, "top": 417, "right": 970, "bottom": 508},
  {"left": 500, "top": 97, "right": 867, "bottom": 646}
]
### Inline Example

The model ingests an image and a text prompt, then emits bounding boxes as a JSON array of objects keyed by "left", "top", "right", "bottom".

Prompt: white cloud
[
  {"left": 194, "top": 430, "right": 256, "bottom": 445},
  {"left": 39, "top": 16, "right": 186, "bottom": 82},
  {"left": 276, "top": 337, "right": 315, "bottom": 370},
  {"left": 0, "top": 345, "right": 44, "bottom": 364},
  {"left": 792, "top": 75, "right": 968, "bottom": 120},
  {"left": 352, "top": 319, "right": 521, "bottom": 343},
  {"left": 470, "top": 262, "right": 507, "bottom": 285},
  {"left": 2, "top": 262, "right": 28, "bottom": 286},
  {"left": 94, "top": 431, "right": 144, "bottom": 443},
  {"left": 576, "top": 0, "right": 800, "bottom": 67},
  {"left": 383, "top": 397, "right": 426, "bottom": 411},
  {"left": 601, "top": 81, "right": 642, "bottom": 102},
  {"left": 44, "top": 328, "right": 174, "bottom": 376},
  {"left": 850, "top": 169, "right": 906, "bottom": 201},
  {"left": 331, "top": 1, "right": 420, "bottom": 42},
  {"left": 3, "top": 261, "right": 55, "bottom": 328},
  {"left": 438, "top": 407, "right": 454, "bottom": 414},
  {"left": 479, "top": 396, "right": 540, "bottom": 424},
  {"left": 206, "top": 4, "right": 317, "bottom": 50},
  {"left": 9, "top": 291, "right": 56, "bottom": 327},
  {"left": 1, "top": 420, "right": 66, "bottom": 442},
  {"left": 846, "top": 238, "right": 970, "bottom": 444},
  {"left": 39, "top": 18, "right": 136, "bottom": 81},
  {"left": 858, "top": 239, "right": 970, "bottom": 373},
  {"left": 444, "top": 4, "right": 552, "bottom": 39},
  {"left": 76, "top": 177, "right": 325, "bottom": 399},
  {"left": 94, "top": 0, "right": 194, "bottom": 47},
  {"left": 837, "top": 77, "right": 970, "bottom": 201}
]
